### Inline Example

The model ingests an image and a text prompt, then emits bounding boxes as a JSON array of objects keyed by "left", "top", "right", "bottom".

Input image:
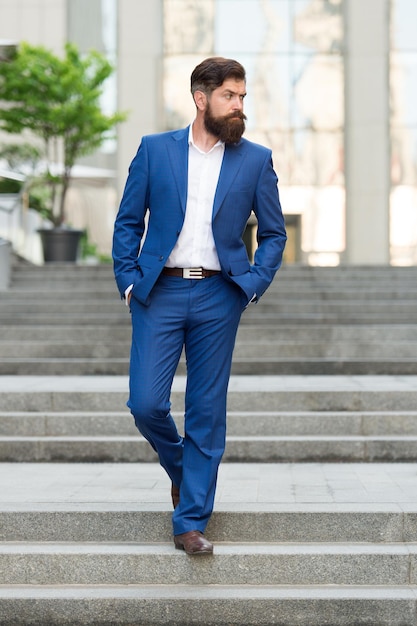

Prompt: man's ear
[{"left": 193, "top": 90, "right": 207, "bottom": 111}]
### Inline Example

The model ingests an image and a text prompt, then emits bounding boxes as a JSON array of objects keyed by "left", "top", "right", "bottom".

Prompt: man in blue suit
[{"left": 113, "top": 57, "right": 286, "bottom": 555}]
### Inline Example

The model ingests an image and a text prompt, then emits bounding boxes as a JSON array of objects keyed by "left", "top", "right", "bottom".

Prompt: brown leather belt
[{"left": 162, "top": 267, "right": 221, "bottom": 279}]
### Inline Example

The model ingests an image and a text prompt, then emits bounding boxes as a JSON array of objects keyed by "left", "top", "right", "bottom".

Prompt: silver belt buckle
[{"left": 183, "top": 267, "right": 204, "bottom": 279}]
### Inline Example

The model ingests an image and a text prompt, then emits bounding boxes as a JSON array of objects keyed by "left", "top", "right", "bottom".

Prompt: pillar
[
  {"left": 343, "top": 0, "right": 390, "bottom": 264},
  {"left": 117, "top": 0, "right": 163, "bottom": 197}
]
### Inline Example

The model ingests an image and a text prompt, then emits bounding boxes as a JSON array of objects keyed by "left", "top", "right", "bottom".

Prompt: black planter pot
[{"left": 38, "top": 228, "right": 84, "bottom": 263}]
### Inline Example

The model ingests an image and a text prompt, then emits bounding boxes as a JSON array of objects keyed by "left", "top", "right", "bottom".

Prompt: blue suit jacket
[{"left": 113, "top": 126, "right": 287, "bottom": 306}]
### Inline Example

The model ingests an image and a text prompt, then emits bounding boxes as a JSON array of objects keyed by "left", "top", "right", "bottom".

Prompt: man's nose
[{"left": 231, "top": 95, "right": 243, "bottom": 110}]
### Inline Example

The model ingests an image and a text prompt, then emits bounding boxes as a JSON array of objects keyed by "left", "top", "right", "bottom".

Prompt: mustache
[{"left": 227, "top": 111, "right": 247, "bottom": 121}]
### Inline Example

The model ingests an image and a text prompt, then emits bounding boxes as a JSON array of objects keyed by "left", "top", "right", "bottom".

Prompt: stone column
[
  {"left": 117, "top": 0, "right": 163, "bottom": 197},
  {"left": 343, "top": 0, "right": 390, "bottom": 264}
]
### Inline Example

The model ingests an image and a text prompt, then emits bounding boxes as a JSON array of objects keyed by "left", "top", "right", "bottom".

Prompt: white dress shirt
[
  {"left": 125, "top": 126, "right": 261, "bottom": 304},
  {"left": 166, "top": 124, "right": 224, "bottom": 270}
]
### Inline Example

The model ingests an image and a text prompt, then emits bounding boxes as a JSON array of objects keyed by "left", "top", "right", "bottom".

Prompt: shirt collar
[{"left": 188, "top": 123, "right": 224, "bottom": 154}]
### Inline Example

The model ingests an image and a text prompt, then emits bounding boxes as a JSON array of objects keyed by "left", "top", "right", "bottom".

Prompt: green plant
[
  {"left": 0, "top": 177, "right": 21, "bottom": 194},
  {"left": 0, "top": 42, "right": 126, "bottom": 227},
  {"left": 79, "top": 231, "right": 96, "bottom": 258}
]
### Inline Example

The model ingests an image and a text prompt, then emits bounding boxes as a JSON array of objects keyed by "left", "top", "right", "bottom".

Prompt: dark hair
[{"left": 190, "top": 57, "right": 246, "bottom": 96}]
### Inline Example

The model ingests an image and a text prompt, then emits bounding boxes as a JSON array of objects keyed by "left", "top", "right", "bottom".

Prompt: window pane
[
  {"left": 391, "top": 127, "right": 417, "bottom": 186},
  {"left": 293, "top": 0, "right": 343, "bottom": 53},
  {"left": 390, "top": 52, "right": 417, "bottom": 127},
  {"left": 163, "top": 0, "right": 346, "bottom": 265},
  {"left": 164, "top": 0, "right": 214, "bottom": 54},
  {"left": 291, "top": 54, "right": 344, "bottom": 130},
  {"left": 391, "top": 0, "right": 417, "bottom": 51},
  {"left": 280, "top": 185, "right": 345, "bottom": 254},
  {"left": 390, "top": 1, "right": 417, "bottom": 264},
  {"left": 269, "top": 130, "right": 344, "bottom": 186},
  {"left": 301, "top": 186, "right": 345, "bottom": 253},
  {"left": 163, "top": 55, "right": 202, "bottom": 129},
  {"left": 235, "top": 53, "right": 291, "bottom": 131},
  {"left": 215, "top": 0, "right": 290, "bottom": 53},
  {"left": 390, "top": 186, "right": 417, "bottom": 264}
]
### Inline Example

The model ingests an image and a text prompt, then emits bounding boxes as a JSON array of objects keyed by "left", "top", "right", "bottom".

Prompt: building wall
[
  {"left": 1, "top": 0, "right": 415, "bottom": 265},
  {"left": 0, "top": 0, "right": 66, "bottom": 50},
  {"left": 0, "top": 0, "right": 66, "bottom": 147}
]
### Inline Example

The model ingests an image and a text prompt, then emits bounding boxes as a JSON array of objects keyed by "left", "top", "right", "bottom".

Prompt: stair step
[
  {"left": 3, "top": 342, "right": 417, "bottom": 358},
  {"left": 0, "top": 504, "right": 415, "bottom": 543},
  {"left": 0, "top": 585, "right": 415, "bottom": 626},
  {"left": 1, "top": 435, "right": 417, "bottom": 462},
  {"left": 2, "top": 411, "right": 417, "bottom": 436},
  {"left": 1, "top": 541, "right": 415, "bottom": 586},
  {"left": 5, "top": 288, "right": 417, "bottom": 300},
  {"left": 4, "top": 341, "right": 417, "bottom": 356},
  {"left": 1, "top": 458, "right": 416, "bottom": 624},
  {"left": 3, "top": 357, "right": 417, "bottom": 376},
  {"left": 242, "top": 312, "right": 417, "bottom": 323},
  {"left": 3, "top": 311, "right": 417, "bottom": 324},
  {"left": 0, "top": 343, "right": 130, "bottom": 357},
  {"left": 2, "top": 375, "right": 417, "bottom": 412},
  {"left": 2, "top": 406, "right": 417, "bottom": 461},
  {"left": 3, "top": 324, "right": 417, "bottom": 341},
  {"left": 0, "top": 358, "right": 130, "bottom": 376}
]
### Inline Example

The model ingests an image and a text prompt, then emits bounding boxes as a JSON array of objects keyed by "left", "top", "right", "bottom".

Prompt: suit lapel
[
  {"left": 166, "top": 129, "right": 246, "bottom": 218},
  {"left": 213, "top": 141, "right": 246, "bottom": 219},
  {"left": 167, "top": 127, "right": 189, "bottom": 215}
]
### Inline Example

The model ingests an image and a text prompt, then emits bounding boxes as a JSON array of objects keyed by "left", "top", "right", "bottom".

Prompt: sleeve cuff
[{"left": 124, "top": 284, "right": 133, "bottom": 305}]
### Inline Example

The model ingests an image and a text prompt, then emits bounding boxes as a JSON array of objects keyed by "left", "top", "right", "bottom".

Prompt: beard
[{"left": 204, "top": 103, "right": 246, "bottom": 144}]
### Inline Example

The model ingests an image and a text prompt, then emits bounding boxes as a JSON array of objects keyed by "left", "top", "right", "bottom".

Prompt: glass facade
[
  {"left": 67, "top": 0, "right": 118, "bottom": 164},
  {"left": 390, "top": 0, "right": 417, "bottom": 264},
  {"left": 163, "top": 0, "right": 345, "bottom": 264}
]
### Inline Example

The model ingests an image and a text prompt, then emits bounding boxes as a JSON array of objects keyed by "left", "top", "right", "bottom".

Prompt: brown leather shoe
[
  {"left": 174, "top": 531, "right": 213, "bottom": 555},
  {"left": 171, "top": 483, "right": 180, "bottom": 509}
]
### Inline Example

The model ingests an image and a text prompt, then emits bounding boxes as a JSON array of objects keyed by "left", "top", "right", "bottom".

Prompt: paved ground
[{"left": 1, "top": 462, "right": 417, "bottom": 508}]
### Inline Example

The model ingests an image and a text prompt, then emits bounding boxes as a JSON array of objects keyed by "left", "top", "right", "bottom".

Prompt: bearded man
[{"left": 112, "top": 57, "right": 287, "bottom": 555}]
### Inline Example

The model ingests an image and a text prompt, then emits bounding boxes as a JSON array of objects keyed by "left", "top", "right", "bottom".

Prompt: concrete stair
[
  {"left": 1, "top": 262, "right": 417, "bottom": 375},
  {"left": 0, "top": 457, "right": 417, "bottom": 625},
  {"left": 1, "top": 377, "right": 417, "bottom": 623},
  {"left": 2, "top": 261, "right": 417, "bottom": 624},
  {"left": 2, "top": 375, "right": 417, "bottom": 463}
]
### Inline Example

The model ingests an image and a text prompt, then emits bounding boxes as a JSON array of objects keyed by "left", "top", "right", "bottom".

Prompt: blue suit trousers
[{"left": 128, "top": 273, "right": 244, "bottom": 535}]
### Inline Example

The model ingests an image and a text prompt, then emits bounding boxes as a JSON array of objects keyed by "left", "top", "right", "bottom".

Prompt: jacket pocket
[
  {"left": 137, "top": 250, "right": 161, "bottom": 269},
  {"left": 228, "top": 258, "right": 250, "bottom": 276}
]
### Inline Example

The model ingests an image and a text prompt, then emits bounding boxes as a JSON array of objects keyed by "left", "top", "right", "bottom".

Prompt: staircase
[
  {"left": 1, "top": 260, "right": 417, "bottom": 625},
  {"left": 1, "top": 375, "right": 417, "bottom": 463},
  {"left": 0, "top": 458, "right": 417, "bottom": 625},
  {"left": 2, "top": 262, "right": 417, "bottom": 375}
]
